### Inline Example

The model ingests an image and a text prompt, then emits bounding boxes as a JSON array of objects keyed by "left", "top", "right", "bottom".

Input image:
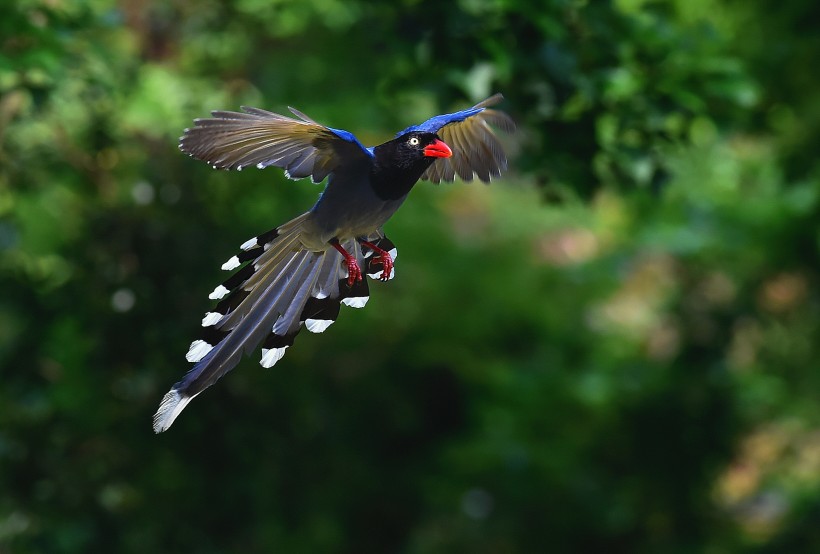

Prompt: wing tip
[{"left": 476, "top": 92, "right": 504, "bottom": 108}]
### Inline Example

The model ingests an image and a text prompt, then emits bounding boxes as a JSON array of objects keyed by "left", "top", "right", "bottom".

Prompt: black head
[
  {"left": 370, "top": 132, "right": 453, "bottom": 200},
  {"left": 375, "top": 132, "right": 452, "bottom": 169}
]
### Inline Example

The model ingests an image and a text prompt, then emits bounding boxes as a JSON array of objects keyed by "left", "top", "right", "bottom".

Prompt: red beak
[{"left": 423, "top": 139, "right": 453, "bottom": 158}]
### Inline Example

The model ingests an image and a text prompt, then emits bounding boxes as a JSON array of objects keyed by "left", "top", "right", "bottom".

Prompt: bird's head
[
  {"left": 409, "top": 132, "right": 453, "bottom": 159},
  {"left": 377, "top": 132, "right": 452, "bottom": 170},
  {"left": 370, "top": 132, "right": 453, "bottom": 199}
]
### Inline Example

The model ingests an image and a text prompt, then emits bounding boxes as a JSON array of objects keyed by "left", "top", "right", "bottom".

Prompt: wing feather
[
  {"left": 399, "top": 94, "right": 515, "bottom": 184},
  {"left": 401, "top": 94, "right": 515, "bottom": 184},
  {"left": 179, "top": 105, "right": 373, "bottom": 182}
]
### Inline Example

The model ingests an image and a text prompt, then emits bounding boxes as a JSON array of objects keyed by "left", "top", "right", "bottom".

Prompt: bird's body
[
  {"left": 153, "top": 94, "right": 514, "bottom": 432},
  {"left": 302, "top": 162, "right": 408, "bottom": 250}
]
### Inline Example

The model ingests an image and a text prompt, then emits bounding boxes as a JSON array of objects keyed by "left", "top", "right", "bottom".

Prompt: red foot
[
  {"left": 345, "top": 256, "right": 363, "bottom": 286},
  {"left": 331, "top": 240, "right": 363, "bottom": 287},
  {"left": 361, "top": 241, "right": 394, "bottom": 281}
]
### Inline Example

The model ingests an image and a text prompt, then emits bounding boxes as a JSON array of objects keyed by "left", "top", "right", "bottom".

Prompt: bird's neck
[{"left": 370, "top": 147, "right": 435, "bottom": 201}]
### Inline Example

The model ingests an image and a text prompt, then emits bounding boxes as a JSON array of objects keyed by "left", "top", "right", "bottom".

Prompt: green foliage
[{"left": 2, "top": 0, "right": 819, "bottom": 552}]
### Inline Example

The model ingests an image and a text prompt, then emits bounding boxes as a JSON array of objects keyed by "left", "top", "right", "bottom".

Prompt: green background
[{"left": 2, "top": 0, "right": 820, "bottom": 552}]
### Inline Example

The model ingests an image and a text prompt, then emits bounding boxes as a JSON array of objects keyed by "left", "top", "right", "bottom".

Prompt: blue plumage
[
  {"left": 396, "top": 106, "right": 485, "bottom": 137},
  {"left": 327, "top": 127, "right": 374, "bottom": 158}
]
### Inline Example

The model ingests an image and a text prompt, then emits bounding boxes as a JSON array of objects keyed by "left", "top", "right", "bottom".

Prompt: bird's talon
[
  {"left": 331, "top": 239, "right": 364, "bottom": 287},
  {"left": 346, "top": 258, "right": 363, "bottom": 287},
  {"left": 376, "top": 254, "right": 393, "bottom": 281},
  {"left": 361, "top": 240, "right": 394, "bottom": 282}
]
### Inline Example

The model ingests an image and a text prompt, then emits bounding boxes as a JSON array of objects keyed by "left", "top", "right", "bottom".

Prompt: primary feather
[{"left": 180, "top": 106, "right": 373, "bottom": 181}]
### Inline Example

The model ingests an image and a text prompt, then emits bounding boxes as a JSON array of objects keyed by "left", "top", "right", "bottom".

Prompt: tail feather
[
  {"left": 216, "top": 236, "right": 304, "bottom": 332},
  {"left": 153, "top": 216, "right": 399, "bottom": 433}
]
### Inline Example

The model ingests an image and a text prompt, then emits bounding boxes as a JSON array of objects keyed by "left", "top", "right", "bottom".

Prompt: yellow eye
[{"left": 408, "top": 137, "right": 420, "bottom": 146}]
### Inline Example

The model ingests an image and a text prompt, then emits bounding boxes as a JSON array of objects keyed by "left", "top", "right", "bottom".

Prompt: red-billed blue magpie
[{"left": 153, "top": 94, "right": 514, "bottom": 432}]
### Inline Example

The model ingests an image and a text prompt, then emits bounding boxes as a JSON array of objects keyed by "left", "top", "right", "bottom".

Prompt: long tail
[{"left": 153, "top": 213, "right": 396, "bottom": 432}]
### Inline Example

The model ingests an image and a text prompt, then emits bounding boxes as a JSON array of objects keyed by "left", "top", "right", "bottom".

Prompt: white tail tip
[
  {"left": 153, "top": 389, "right": 193, "bottom": 433},
  {"left": 240, "top": 237, "right": 258, "bottom": 251},
  {"left": 305, "top": 318, "right": 334, "bottom": 333},
  {"left": 209, "top": 284, "right": 230, "bottom": 300},
  {"left": 221, "top": 255, "right": 241, "bottom": 271},
  {"left": 260, "top": 346, "right": 288, "bottom": 368},
  {"left": 341, "top": 296, "right": 369, "bottom": 308},
  {"left": 185, "top": 339, "right": 213, "bottom": 363},
  {"left": 201, "top": 312, "right": 223, "bottom": 327}
]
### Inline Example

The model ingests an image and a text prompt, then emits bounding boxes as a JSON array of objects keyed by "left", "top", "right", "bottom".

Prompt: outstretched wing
[
  {"left": 179, "top": 106, "right": 373, "bottom": 183},
  {"left": 398, "top": 93, "right": 515, "bottom": 184}
]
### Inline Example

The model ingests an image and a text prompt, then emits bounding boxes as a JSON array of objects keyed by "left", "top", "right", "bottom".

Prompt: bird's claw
[
  {"left": 346, "top": 257, "right": 363, "bottom": 287},
  {"left": 330, "top": 239, "right": 364, "bottom": 287},
  {"left": 373, "top": 252, "right": 393, "bottom": 281},
  {"left": 361, "top": 240, "right": 394, "bottom": 281}
]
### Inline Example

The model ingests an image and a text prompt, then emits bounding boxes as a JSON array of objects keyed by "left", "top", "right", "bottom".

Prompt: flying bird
[{"left": 153, "top": 94, "right": 515, "bottom": 432}]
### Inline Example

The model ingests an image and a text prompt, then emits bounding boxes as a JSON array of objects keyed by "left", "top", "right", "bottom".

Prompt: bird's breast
[{"left": 301, "top": 170, "right": 408, "bottom": 249}]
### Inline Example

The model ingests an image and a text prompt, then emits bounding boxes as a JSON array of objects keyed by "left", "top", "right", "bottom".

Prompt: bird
[{"left": 153, "top": 93, "right": 515, "bottom": 432}]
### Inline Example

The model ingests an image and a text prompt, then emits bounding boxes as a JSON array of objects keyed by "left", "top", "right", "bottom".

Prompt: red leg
[
  {"left": 361, "top": 240, "right": 394, "bottom": 281},
  {"left": 331, "top": 240, "right": 362, "bottom": 287}
]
